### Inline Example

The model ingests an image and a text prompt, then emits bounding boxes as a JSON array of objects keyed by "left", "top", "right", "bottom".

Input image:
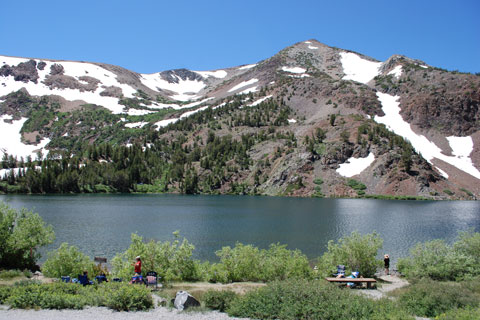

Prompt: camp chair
[
  {"left": 95, "top": 275, "right": 107, "bottom": 283},
  {"left": 333, "top": 265, "right": 346, "bottom": 277},
  {"left": 61, "top": 276, "right": 71, "bottom": 283},
  {"left": 146, "top": 271, "right": 158, "bottom": 290}
]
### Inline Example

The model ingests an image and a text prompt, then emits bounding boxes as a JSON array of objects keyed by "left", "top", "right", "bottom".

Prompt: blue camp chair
[
  {"left": 61, "top": 276, "right": 71, "bottom": 283},
  {"left": 95, "top": 275, "right": 108, "bottom": 283},
  {"left": 333, "top": 265, "right": 346, "bottom": 277}
]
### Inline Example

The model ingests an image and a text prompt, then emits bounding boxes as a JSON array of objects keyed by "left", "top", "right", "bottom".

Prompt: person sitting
[
  {"left": 78, "top": 270, "right": 92, "bottom": 286},
  {"left": 346, "top": 271, "right": 359, "bottom": 288}
]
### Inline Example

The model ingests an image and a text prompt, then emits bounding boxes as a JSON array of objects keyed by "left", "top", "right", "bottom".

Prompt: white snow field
[
  {"left": 238, "top": 64, "right": 257, "bottom": 70},
  {"left": 340, "top": 52, "right": 381, "bottom": 84},
  {"left": 337, "top": 152, "right": 375, "bottom": 177},
  {"left": 375, "top": 92, "right": 480, "bottom": 179},
  {"left": 0, "top": 115, "right": 50, "bottom": 158},
  {"left": 308, "top": 45, "right": 319, "bottom": 50},
  {"left": 228, "top": 79, "right": 258, "bottom": 93},
  {"left": 125, "top": 109, "right": 156, "bottom": 116},
  {"left": 0, "top": 56, "right": 140, "bottom": 114},
  {"left": 125, "top": 122, "right": 148, "bottom": 128},
  {"left": 248, "top": 95, "right": 273, "bottom": 107},
  {"left": 287, "top": 119, "right": 297, "bottom": 123},
  {"left": 281, "top": 66, "right": 306, "bottom": 74},
  {"left": 154, "top": 118, "right": 178, "bottom": 129},
  {"left": 387, "top": 65, "right": 403, "bottom": 78},
  {"left": 195, "top": 70, "right": 227, "bottom": 79},
  {"left": 238, "top": 86, "right": 258, "bottom": 94},
  {"left": 436, "top": 167, "right": 449, "bottom": 179},
  {"left": 154, "top": 105, "right": 211, "bottom": 130},
  {"left": 140, "top": 72, "right": 206, "bottom": 101}
]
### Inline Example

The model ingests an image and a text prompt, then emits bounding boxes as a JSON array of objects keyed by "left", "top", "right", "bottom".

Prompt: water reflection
[{"left": 0, "top": 194, "right": 479, "bottom": 264}]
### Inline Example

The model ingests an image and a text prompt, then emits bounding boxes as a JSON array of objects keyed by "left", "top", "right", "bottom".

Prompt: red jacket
[{"left": 134, "top": 260, "right": 142, "bottom": 274}]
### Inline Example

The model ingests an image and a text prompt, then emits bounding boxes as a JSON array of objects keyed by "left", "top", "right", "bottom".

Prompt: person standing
[
  {"left": 134, "top": 256, "right": 142, "bottom": 276},
  {"left": 384, "top": 254, "right": 390, "bottom": 275}
]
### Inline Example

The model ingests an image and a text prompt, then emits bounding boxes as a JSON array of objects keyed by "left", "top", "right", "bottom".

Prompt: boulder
[{"left": 172, "top": 291, "right": 200, "bottom": 310}]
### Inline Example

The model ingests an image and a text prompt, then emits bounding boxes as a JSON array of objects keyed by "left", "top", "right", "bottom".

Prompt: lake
[{"left": 1, "top": 194, "right": 479, "bottom": 265}]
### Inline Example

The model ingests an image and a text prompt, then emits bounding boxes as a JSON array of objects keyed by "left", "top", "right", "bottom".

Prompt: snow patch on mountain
[
  {"left": 0, "top": 115, "right": 50, "bottom": 158},
  {"left": 308, "top": 45, "right": 318, "bottom": 50},
  {"left": 337, "top": 152, "right": 375, "bottom": 177},
  {"left": 154, "top": 118, "right": 178, "bottom": 129},
  {"left": 0, "top": 56, "right": 138, "bottom": 114},
  {"left": 125, "top": 121, "right": 148, "bottom": 128},
  {"left": 195, "top": 70, "right": 227, "bottom": 79},
  {"left": 388, "top": 65, "right": 402, "bottom": 78},
  {"left": 281, "top": 66, "right": 306, "bottom": 74},
  {"left": 140, "top": 73, "right": 205, "bottom": 101},
  {"left": 228, "top": 79, "right": 258, "bottom": 93},
  {"left": 125, "top": 109, "right": 155, "bottom": 116},
  {"left": 375, "top": 92, "right": 480, "bottom": 180},
  {"left": 238, "top": 86, "right": 258, "bottom": 94},
  {"left": 436, "top": 167, "right": 449, "bottom": 179},
  {"left": 340, "top": 52, "right": 381, "bottom": 84},
  {"left": 238, "top": 64, "right": 257, "bottom": 70},
  {"left": 248, "top": 95, "right": 272, "bottom": 107}
]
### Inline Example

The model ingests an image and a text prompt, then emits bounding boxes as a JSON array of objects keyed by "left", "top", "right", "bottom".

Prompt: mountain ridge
[{"left": 1, "top": 40, "right": 479, "bottom": 199}]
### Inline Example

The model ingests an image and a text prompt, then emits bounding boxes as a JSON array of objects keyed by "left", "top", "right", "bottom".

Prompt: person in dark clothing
[{"left": 384, "top": 254, "right": 390, "bottom": 275}]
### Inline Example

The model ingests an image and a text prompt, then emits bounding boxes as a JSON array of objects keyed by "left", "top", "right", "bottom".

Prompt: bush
[
  {"left": 203, "top": 289, "right": 238, "bottom": 312},
  {"left": 41, "top": 243, "right": 96, "bottom": 278},
  {"left": 227, "top": 279, "right": 412, "bottom": 320},
  {"left": 0, "top": 286, "right": 12, "bottom": 303},
  {"left": 395, "top": 278, "right": 480, "bottom": 318},
  {"left": 397, "top": 231, "right": 480, "bottom": 280},
  {"left": 111, "top": 232, "right": 197, "bottom": 282},
  {"left": 437, "top": 307, "right": 480, "bottom": 320},
  {"left": 4, "top": 281, "right": 153, "bottom": 311},
  {"left": 104, "top": 283, "right": 153, "bottom": 311},
  {"left": 316, "top": 231, "right": 383, "bottom": 277},
  {"left": 212, "top": 243, "right": 312, "bottom": 283},
  {"left": 0, "top": 203, "right": 55, "bottom": 270},
  {"left": 0, "top": 269, "right": 22, "bottom": 279}
]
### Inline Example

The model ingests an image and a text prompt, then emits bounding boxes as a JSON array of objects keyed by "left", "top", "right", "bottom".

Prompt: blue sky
[{"left": 1, "top": 0, "right": 479, "bottom": 73}]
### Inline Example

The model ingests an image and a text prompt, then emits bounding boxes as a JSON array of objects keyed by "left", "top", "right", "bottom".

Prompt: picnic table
[{"left": 325, "top": 277, "right": 377, "bottom": 289}]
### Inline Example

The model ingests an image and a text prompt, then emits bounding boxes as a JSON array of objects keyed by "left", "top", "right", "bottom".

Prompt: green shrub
[
  {"left": 0, "top": 286, "right": 12, "bottom": 303},
  {"left": 104, "top": 283, "right": 153, "bottom": 311},
  {"left": 227, "top": 279, "right": 412, "bottom": 320},
  {"left": 395, "top": 278, "right": 480, "bottom": 318},
  {"left": 316, "top": 231, "right": 383, "bottom": 277},
  {"left": 203, "top": 289, "right": 238, "bottom": 312},
  {"left": 7, "top": 282, "right": 90, "bottom": 309},
  {"left": 41, "top": 243, "right": 95, "bottom": 278},
  {"left": 397, "top": 231, "right": 480, "bottom": 280},
  {"left": 437, "top": 307, "right": 480, "bottom": 320},
  {"left": 5, "top": 281, "right": 152, "bottom": 311},
  {"left": 313, "top": 178, "right": 323, "bottom": 185},
  {"left": 0, "top": 203, "right": 55, "bottom": 270},
  {"left": 213, "top": 243, "right": 312, "bottom": 283},
  {"left": 0, "top": 269, "right": 22, "bottom": 279},
  {"left": 111, "top": 232, "right": 197, "bottom": 282}
]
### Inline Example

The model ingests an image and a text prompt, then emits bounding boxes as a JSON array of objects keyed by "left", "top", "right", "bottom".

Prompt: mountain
[{"left": 1, "top": 40, "right": 479, "bottom": 199}]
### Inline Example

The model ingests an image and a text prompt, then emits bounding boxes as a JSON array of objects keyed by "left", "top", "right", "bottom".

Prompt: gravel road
[{"left": 0, "top": 305, "right": 248, "bottom": 320}]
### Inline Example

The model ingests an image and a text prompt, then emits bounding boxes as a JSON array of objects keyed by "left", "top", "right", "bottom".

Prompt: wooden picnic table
[{"left": 325, "top": 277, "right": 377, "bottom": 289}]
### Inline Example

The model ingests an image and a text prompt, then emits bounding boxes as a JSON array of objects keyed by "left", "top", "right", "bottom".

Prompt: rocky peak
[{"left": 160, "top": 68, "right": 204, "bottom": 83}]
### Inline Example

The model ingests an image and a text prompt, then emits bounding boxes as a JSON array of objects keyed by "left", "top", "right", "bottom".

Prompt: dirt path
[{"left": 355, "top": 274, "right": 409, "bottom": 300}]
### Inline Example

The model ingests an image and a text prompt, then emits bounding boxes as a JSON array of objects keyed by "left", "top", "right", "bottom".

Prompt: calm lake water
[{"left": 1, "top": 194, "right": 479, "bottom": 265}]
